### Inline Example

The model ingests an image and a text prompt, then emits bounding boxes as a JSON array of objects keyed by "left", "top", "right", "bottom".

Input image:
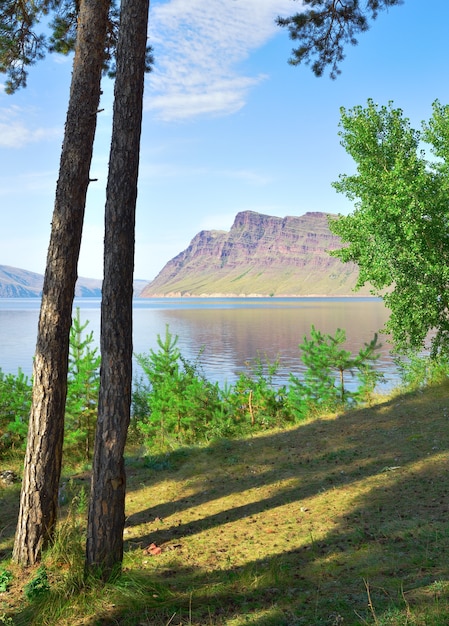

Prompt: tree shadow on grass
[
  {"left": 0, "top": 482, "right": 20, "bottom": 559},
  {"left": 118, "top": 457, "right": 449, "bottom": 624},
  {"left": 5, "top": 382, "right": 449, "bottom": 625},
  {"left": 125, "top": 383, "right": 449, "bottom": 547},
  {"left": 12, "top": 453, "right": 448, "bottom": 626},
  {"left": 93, "top": 382, "right": 449, "bottom": 624}
]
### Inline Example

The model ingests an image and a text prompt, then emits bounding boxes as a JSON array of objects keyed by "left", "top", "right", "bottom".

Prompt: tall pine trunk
[
  {"left": 13, "top": 0, "right": 110, "bottom": 566},
  {"left": 85, "top": 0, "right": 149, "bottom": 579}
]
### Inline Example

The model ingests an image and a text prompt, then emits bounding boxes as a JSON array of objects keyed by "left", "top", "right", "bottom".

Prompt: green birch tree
[{"left": 330, "top": 99, "right": 449, "bottom": 357}]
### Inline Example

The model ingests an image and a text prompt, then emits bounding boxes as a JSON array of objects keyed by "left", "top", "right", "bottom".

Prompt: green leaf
[{"left": 330, "top": 99, "right": 449, "bottom": 357}]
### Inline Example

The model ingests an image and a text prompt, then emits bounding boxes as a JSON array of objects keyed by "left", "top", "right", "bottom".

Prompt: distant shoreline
[
  {"left": 0, "top": 294, "right": 382, "bottom": 300},
  {"left": 137, "top": 294, "right": 381, "bottom": 299}
]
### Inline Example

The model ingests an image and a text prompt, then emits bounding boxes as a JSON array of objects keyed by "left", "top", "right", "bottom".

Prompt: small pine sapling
[
  {"left": 289, "top": 325, "right": 382, "bottom": 417},
  {"left": 65, "top": 308, "right": 101, "bottom": 460},
  {"left": 134, "top": 325, "right": 223, "bottom": 449}
]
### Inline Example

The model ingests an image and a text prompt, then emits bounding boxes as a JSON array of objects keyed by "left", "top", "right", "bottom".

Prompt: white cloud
[
  {"left": 0, "top": 170, "right": 57, "bottom": 196},
  {"left": 146, "top": 0, "right": 294, "bottom": 121},
  {"left": 148, "top": 76, "right": 262, "bottom": 121},
  {"left": 0, "top": 105, "right": 61, "bottom": 148}
]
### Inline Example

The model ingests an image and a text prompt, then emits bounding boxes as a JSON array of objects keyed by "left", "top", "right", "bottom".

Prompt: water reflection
[
  {"left": 0, "top": 298, "right": 394, "bottom": 389},
  {"left": 149, "top": 299, "right": 392, "bottom": 387}
]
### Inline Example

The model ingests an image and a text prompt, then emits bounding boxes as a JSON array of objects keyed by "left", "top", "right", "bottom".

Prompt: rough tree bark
[
  {"left": 85, "top": 0, "right": 149, "bottom": 579},
  {"left": 13, "top": 0, "right": 110, "bottom": 566}
]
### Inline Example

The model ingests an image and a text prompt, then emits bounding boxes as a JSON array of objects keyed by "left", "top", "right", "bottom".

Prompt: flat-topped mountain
[
  {"left": 141, "top": 211, "right": 371, "bottom": 297},
  {"left": 0, "top": 265, "right": 148, "bottom": 298}
]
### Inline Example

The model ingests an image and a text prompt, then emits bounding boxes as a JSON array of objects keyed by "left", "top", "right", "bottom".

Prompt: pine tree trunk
[
  {"left": 12, "top": 0, "right": 109, "bottom": 566},
  {"left": 85, "top": 0, "right": 149, "bottom": 579}
]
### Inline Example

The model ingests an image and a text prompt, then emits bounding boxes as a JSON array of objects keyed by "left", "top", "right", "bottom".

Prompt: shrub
[
  {"left": 394, "top": 352, "right": 449, "bottom": 391},
  {"left": 0, "top": 569, "right": 13, "bottom": 593},
  {"left": 0, "top": 368, "right": 32, "bottom": 450},
  {"left": 132, "top": 325, "right": 386, "bottom": 450},
  {"left": 0, "top": 311, "right": 101, "bottom": 458},
  {"left": 24, "top": 566, "right": 50, "bottom": 600}
]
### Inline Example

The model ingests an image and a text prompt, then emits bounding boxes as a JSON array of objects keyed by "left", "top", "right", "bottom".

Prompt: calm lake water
[{"left": 0, "top": 297, "right": 397, "bottom": 390}]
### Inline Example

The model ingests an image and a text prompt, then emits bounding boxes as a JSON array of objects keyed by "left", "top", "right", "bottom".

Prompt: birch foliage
[{"left": 330, "top": 99, "right": 449, "bottom": 357}]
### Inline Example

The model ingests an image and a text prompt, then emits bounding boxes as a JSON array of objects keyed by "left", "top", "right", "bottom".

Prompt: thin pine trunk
[
  {"left": 13, "top": 0, "right": 109, "bottom": 566},
  {"left": 86, "top": 0, "right": 149, "bottom": 579}
]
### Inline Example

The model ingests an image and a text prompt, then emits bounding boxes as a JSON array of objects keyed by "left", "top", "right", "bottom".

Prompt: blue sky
[{"left": 0, "top": 0, "right": 447, "bottom": 281}]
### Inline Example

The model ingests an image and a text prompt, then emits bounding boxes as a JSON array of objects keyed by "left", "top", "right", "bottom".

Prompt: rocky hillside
[
  {"left": 0, "top": 265, "right": 148, "bottom": 297},
  {"left": 141, "top": 211, "right": 372, "bottom": 297}
]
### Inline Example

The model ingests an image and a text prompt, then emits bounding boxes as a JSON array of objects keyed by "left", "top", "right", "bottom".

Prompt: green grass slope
[
  {"left": 2, "top": 382, "right": 449, "bottom": 624},
  {"left": 143, "top": 265, "right": 372, "bottom": 297}
]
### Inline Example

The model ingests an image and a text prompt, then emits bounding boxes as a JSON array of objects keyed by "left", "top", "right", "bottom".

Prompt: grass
[
  {"left": 1, "top": 381, "right": 449, "bottom": 624},
  {"left": 144, "top": 266, "right": 373, "bottom": 297}
]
